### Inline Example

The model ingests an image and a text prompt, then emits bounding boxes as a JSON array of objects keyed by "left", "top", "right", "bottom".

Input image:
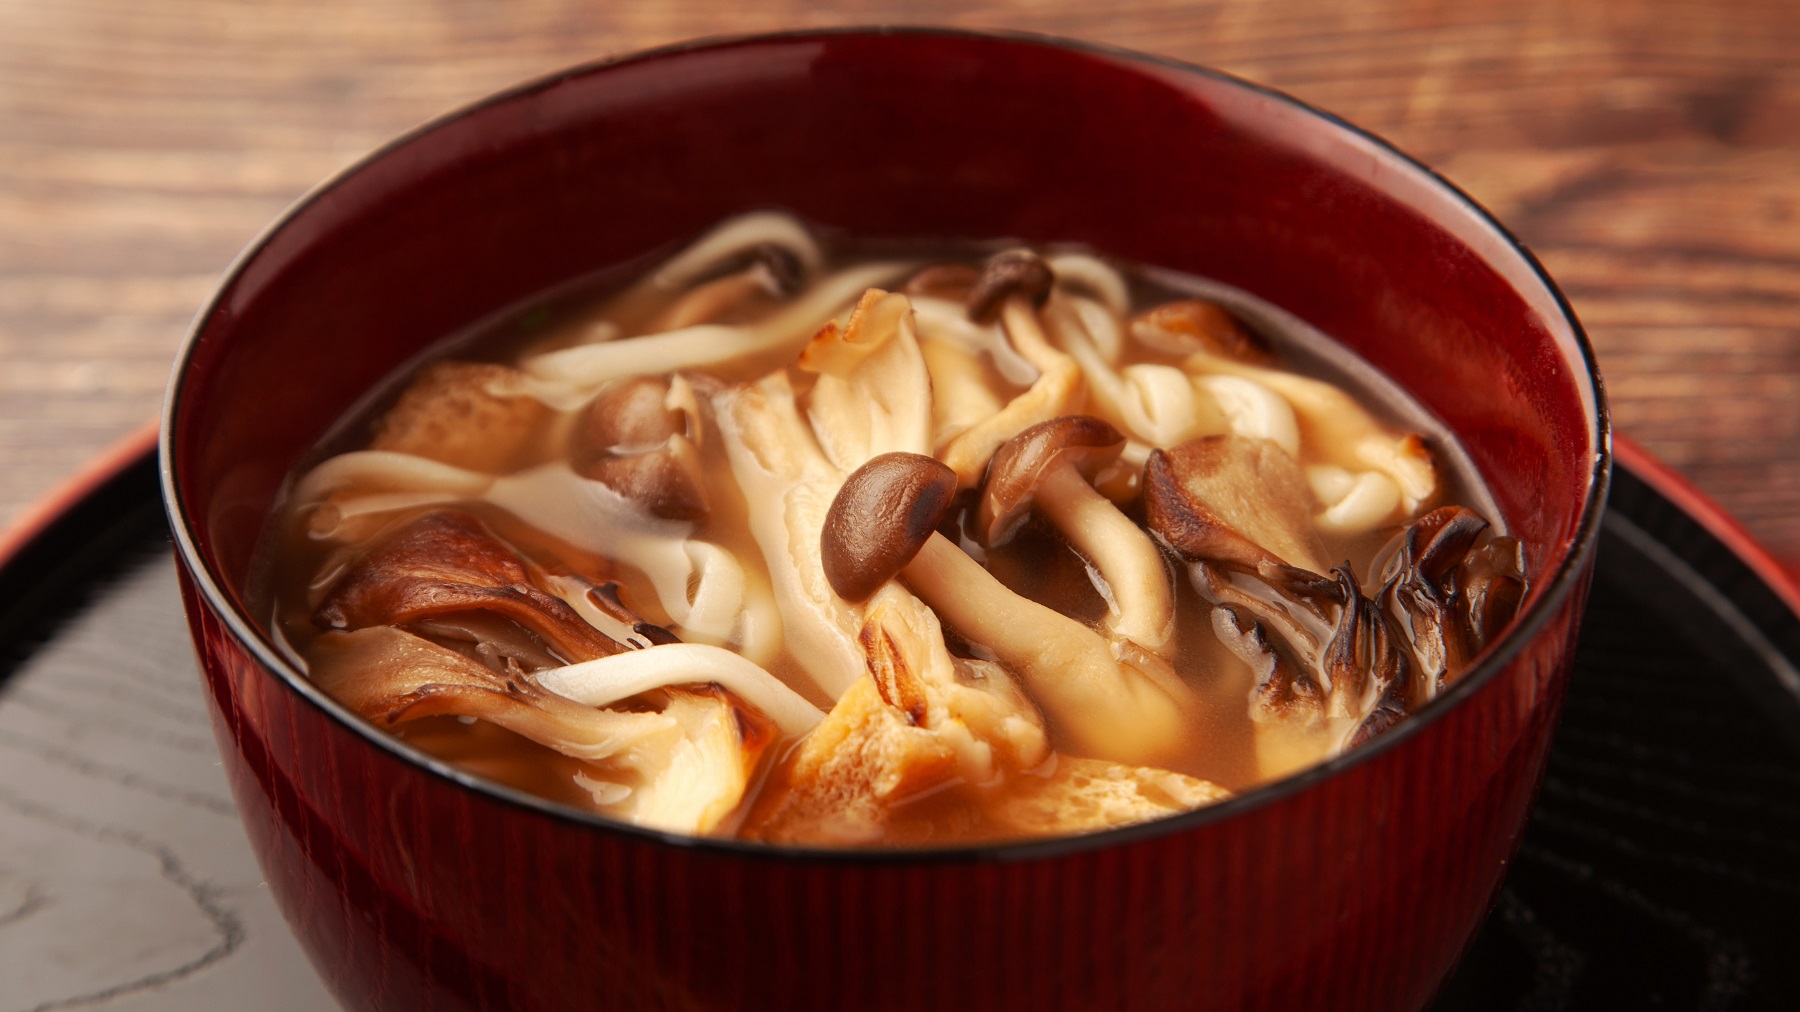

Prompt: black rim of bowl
[{"left": 160, "top": 25, "right": 1613, "bottom": 865}]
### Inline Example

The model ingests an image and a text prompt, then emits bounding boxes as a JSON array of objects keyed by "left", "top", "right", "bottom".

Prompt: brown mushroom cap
[
  {"left": 822, "top": 452, "right": 960, "bottom": 602},
  {"left": 966, "top": 249, "right": 1055, "bottom": 324},
  {"left": 976, "top": 415, "right": 1127, "bottom": 545}
]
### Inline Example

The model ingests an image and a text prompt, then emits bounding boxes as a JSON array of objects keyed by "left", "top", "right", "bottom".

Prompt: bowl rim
[{"left": 160, "top": 24, "right": 1612, "bottom": 865}]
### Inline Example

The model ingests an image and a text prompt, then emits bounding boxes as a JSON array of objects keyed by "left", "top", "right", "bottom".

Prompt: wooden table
[
  {"left": 3, "top": 1, "right": 1798, "bottom": 573},
  {"left": 5, "top": 1, "right": 1799, "bottom": 574}
]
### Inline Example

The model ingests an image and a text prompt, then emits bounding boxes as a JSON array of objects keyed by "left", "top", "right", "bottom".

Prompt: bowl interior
[{"left": 166, "top": 28, "right": 1604, "bottom": 825}]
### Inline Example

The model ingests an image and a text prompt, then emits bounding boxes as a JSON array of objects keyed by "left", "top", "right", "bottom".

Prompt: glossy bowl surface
[{"left": 163, "top": 28, "right": 1608, "bottom": 1012}]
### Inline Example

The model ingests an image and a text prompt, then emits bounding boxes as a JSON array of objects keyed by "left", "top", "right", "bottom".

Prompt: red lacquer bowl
[{"left": 162, "top": 29, "right": 1609, "bottom": 1012}]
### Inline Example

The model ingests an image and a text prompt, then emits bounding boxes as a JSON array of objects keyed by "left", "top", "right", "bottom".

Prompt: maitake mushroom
[
  {"left": 1144, "top": 435, "right": 1525, "bottom": 778},
  {"left": 306, "top": 510, "right": 808, "bottom": 834}
]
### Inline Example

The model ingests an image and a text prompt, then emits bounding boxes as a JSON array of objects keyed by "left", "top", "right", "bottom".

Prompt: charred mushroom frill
[
  {"left": 306, "top": 509, "right": 799, "bottom": 834},
  {"left": 822, "top": 452, "right": 1195, "bottom": 766},
  {"left": 1374, "top": 505, "right": 1528, "bottom": 704},
  {"left": 1144, "top": 436, "right": 1526, "bottom": 776}
]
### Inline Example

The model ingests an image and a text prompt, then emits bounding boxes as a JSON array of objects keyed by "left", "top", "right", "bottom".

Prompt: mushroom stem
[
  {"left": 1033, "top": 464, "right": 1176, "bottom": 653},
  {"left": 899, "top": 533, "right": 1191, "bottom": 765},
  {"left": 936, "top": 298, "right": 1083, "bottom": 488}
]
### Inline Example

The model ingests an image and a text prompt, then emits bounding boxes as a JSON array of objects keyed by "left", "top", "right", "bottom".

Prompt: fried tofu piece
[
  {"left": 989, "top": 758, "right": 1230, "bottom": 837},
  {"left": 744, "top": 677, "right": 962, "bottom": 845}
]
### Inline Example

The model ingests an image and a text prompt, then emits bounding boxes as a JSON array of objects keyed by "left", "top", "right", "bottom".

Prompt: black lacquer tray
[{"left": 1, "top": 437, "right": 1796, "bottom": 1010}]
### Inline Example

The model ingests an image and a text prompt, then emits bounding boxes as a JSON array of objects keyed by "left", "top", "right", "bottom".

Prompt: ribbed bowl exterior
[
  {"left": 164, "top": 29, "right": 1607, "bottom": 1012},
  {"left": 183, "top": 569, "right": 1585, "bottom": 1011}
]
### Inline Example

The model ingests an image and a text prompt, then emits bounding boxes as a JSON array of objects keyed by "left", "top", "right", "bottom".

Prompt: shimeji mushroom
[
  {"left": 936, "top": 250, "right": 1086, "bottom": 488},
  {"left": 711, "top": 285, "right": 938, "bottom": 697},
  {"left": 976, "top": 416, "right": 1177, "bottom": 654},
  {"left": 715, "top": 363, "right": 1059, "bottom": 821},
  {"left": 823, "top": 452, "right": 1195, "bottom": 766}
]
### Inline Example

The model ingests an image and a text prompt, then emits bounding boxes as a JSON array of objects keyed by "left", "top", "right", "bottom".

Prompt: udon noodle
[{"left": 259, "top": 213, "right": 1527, "bottom": 846}]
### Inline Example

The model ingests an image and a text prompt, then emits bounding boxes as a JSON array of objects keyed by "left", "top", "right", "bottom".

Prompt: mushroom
[
  {"left": 1374, "top": 505, "right": 1527, "bottom": 702},
  {"left": 975, "top": 416, "right": 1176, "bottom": 654},
  {"left": 308, "top": 626, "right": 777, "bottom": 835},
  {"left": 713, "top": 371, "right": 870, "bottom": 699},
  {"left": 640, "top": 241, "right": 810, "bottom": 332},
  {"left": 291, "top": 450, "right": 779, "bottom": 663},
  {"left": 821, "top": 451, "right": 1194, "bottom": 766},
  {"left": 1130, "top": 298, "right": 1277, "bottom": 365},
  {"left": 797, "top": 288, "right": 934, "bottom": 469},
  {"left": 1143, "top": 435, "right": 1330, "bottom": 574},
  {"left": 369, "top": 360, "right": 551, "bottom": 473},
  {"left": 936, "top": 250, "right": 1086, "bottom": 488},
  {"left": 646, "top": 211, "right": 821, "bottom": 295},
  {"left": 1204, "top": 565, "right": 1413, "bottom": 777},
  {"left": 716, "top": 369, "right": 1054, "bottom": 797},
  {"left": 314, "top": 510, "right": 627, "bottom": 665},
  {"left": 570, "top": 373, "right": 709, "bottom": 521},
  {"left": 1183, "top": 350, "right": 1438, "bottom": 516}
]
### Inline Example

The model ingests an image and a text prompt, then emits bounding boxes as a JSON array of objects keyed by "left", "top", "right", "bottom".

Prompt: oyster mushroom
[
  {"left": 822, "top": 452, "right": 1194, "bottom": 765},
  {"left": 937, "top": 250, "right": 1086, "bottom": 488},
  {"left": 570, "top": 373, "right": 708, "bottom": 521},
  {"left": 976, "top": 416, "right": 1176, "bottom": 654}
]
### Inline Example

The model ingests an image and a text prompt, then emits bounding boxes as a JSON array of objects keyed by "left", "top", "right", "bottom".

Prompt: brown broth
[{"left": 256, "top": 226, "right": 1507, "bottom": 845}]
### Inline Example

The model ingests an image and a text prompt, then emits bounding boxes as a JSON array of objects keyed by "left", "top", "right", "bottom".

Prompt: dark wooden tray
[{"left": 2, "top": 436, "right": 1796, "bottom": 1010}]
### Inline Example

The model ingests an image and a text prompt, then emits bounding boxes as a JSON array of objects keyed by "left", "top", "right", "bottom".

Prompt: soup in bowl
[{"left": 163, "top": 28, "right": 1607, "bottom": 1012}]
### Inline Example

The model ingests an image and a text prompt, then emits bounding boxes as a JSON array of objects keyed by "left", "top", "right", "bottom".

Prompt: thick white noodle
[
  {"left": 1047, "top": 251, "right": 1131, "bottom": 327},
  {"left": 290, "top": 451, "right": 777, "bottom": 659},
  {"left": 511, "top": 261, "right": 913, "bottom": 404},
  {"left": 536, "top": 643, "right": 825, "bottom": 737},
  {"left": 649, "top": 211, "right": 825, "bottom": 291}
]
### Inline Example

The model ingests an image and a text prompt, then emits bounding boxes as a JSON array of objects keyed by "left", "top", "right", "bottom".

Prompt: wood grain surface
[{"left": 3, "top": 0, "right": 1797, "bottom": 573}]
